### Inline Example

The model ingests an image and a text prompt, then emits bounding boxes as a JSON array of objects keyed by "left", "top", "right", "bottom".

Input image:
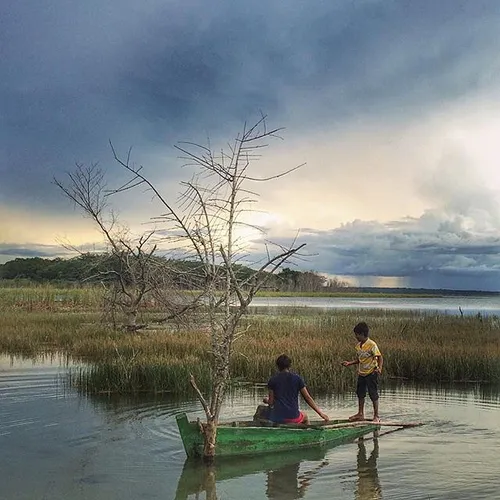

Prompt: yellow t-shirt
[{"left": 355, "top": 338, "right": 381, "bottom": 376}]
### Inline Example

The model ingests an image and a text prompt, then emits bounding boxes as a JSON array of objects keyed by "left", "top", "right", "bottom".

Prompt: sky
[{"left": 2, "top": 0, "right": 500, "bottom": 290}]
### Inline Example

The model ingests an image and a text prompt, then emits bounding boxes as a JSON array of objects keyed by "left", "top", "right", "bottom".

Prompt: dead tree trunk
[{"left": 110, "top": 116, "right": 306, "bottom": 460}]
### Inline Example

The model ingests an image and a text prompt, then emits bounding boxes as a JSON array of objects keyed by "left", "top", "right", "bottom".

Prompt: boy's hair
[
  {"left": 353, "top": 322, "right": 369, "bottom": 337},
  {"left": 276, "top": 354, "right": 292, "bottom": 371}
]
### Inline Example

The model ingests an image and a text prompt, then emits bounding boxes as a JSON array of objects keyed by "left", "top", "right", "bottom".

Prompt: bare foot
[
  {"left": 372, "top": 416, "right": 381, "bottom": 423},
  {"left": 349, "top": 413, "right": 365, "bottom": 422}
]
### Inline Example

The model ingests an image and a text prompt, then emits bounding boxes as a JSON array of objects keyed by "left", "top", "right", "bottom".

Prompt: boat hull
[{"left": 176, "top": 413, "right": 380, "bottom": 458}]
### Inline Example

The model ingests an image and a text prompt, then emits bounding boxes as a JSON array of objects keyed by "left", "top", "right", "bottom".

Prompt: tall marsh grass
[
  {"left": 1, "top": 287, "right": 499, "bottom": 394},
  {"left": 0, "top": 284, "right": 104, "bottom": 311}
]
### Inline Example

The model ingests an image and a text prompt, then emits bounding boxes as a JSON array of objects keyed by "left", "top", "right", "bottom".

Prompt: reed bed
[
  {"left": 1, "top": 286, "right": 499, "bottom": 394},
  {"left": 0, "top": 285, "right": 104, "bottom": 311},
  {"left": 0, "top": 283, "right": 450, "bottom": 311}
]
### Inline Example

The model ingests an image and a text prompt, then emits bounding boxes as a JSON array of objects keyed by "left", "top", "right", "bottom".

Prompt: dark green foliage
[
  {"left": 0, "top": 256, "right": 342, "bottom": 293},
  {"left": 0, "top": 254, "right": 103, "bottom": 282}
]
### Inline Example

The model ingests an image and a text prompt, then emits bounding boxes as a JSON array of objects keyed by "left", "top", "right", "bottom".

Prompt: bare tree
[
  {"left": 325, "top": 276, "right": 349, "bottom": 290},
  {"left": 109, "top": 116, "right": 306, "bottom": 460},
  {"left": 297, "top": 270, "right": 327, "bottom": 292},
  {"left": 54, "top": 163, "right": 174, "bottom": 330}
]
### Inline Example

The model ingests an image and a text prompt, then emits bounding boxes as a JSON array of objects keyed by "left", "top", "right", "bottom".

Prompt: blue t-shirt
[{"left": 267, "top": 371, "right": 305, "bottom": 422}]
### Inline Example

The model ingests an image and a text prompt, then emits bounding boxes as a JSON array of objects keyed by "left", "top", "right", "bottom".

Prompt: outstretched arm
[
  {"left": 300, "top": 387, "right": 329, "bottom": 421},
  {"left": 341, "top": 359, "right": 359, "bottom": 367}
]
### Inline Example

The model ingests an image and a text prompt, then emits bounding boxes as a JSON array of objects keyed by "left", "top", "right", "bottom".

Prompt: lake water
[
  {"left": 250, "top": 295, "right": 500, "bottom": 316},
  {"left": 1, "top": 355, "right": 500, "bottom": 500}
]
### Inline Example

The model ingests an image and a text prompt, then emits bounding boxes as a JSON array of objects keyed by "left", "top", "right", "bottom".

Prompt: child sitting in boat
[{"left": 254, "top": 354, "right": 330, "bottom": 424}]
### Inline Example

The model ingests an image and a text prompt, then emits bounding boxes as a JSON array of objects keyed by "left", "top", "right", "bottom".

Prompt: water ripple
[{"left": 2, "top": 355, "right": 500, "bottom": 500}]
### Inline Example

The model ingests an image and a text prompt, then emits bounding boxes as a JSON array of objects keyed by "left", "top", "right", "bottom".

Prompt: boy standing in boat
[
  {"left": 255, "top": 354, "right": 329, "bottom": 424},
  {"left": 342, "top": 322, "right": 383, "bottom": 423}
]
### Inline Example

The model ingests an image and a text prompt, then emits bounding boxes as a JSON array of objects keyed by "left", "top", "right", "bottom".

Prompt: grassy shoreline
[
  {"left": 1, "top": 282, "right": 498, "bottom": 303},
  {"left": 1, "top": 285, "right": 499, "bottom": 395}
]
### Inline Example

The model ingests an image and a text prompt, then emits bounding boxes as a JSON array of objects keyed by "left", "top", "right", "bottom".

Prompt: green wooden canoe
[{"left": 176, "top": 413, "right": 380, "bottom": 458}]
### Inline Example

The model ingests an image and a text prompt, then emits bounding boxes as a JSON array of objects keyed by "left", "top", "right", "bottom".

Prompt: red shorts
[{"left": 283, "top": 411, "right": 306, "bottom": 424}]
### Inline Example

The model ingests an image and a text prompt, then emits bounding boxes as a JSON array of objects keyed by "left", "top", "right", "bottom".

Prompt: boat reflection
[
  {"left": 175, "top": 434, "right": 383, "bottom": 500},
  {"left": 174, "top": 446, "right": 327, "bottom": 500},
  {"left": 266, "top": 454, "right": 329, "bottom": 499}
]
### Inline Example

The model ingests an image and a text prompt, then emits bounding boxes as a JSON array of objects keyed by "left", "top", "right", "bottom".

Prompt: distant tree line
[{"left": 0, "top": 255, "right": 347, "bottom": 292}]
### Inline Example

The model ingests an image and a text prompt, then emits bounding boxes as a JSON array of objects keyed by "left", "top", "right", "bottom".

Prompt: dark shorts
[{"left": 356, "top": 372, "right": 379, "bottom": 401}]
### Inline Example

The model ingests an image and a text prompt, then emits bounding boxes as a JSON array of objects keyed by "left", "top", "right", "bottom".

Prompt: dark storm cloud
[
  {"left": 2, "top": 0, "right": 500, "bottom": 211},
  {"left": 0, "top": 243, "right": 70, "bottom": 259},
  {"left": 289, "top": 214, "right": 500, "bottom": 290},
  {"left": 0, "top": 241, "right": 106, "bottom": 264}
]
